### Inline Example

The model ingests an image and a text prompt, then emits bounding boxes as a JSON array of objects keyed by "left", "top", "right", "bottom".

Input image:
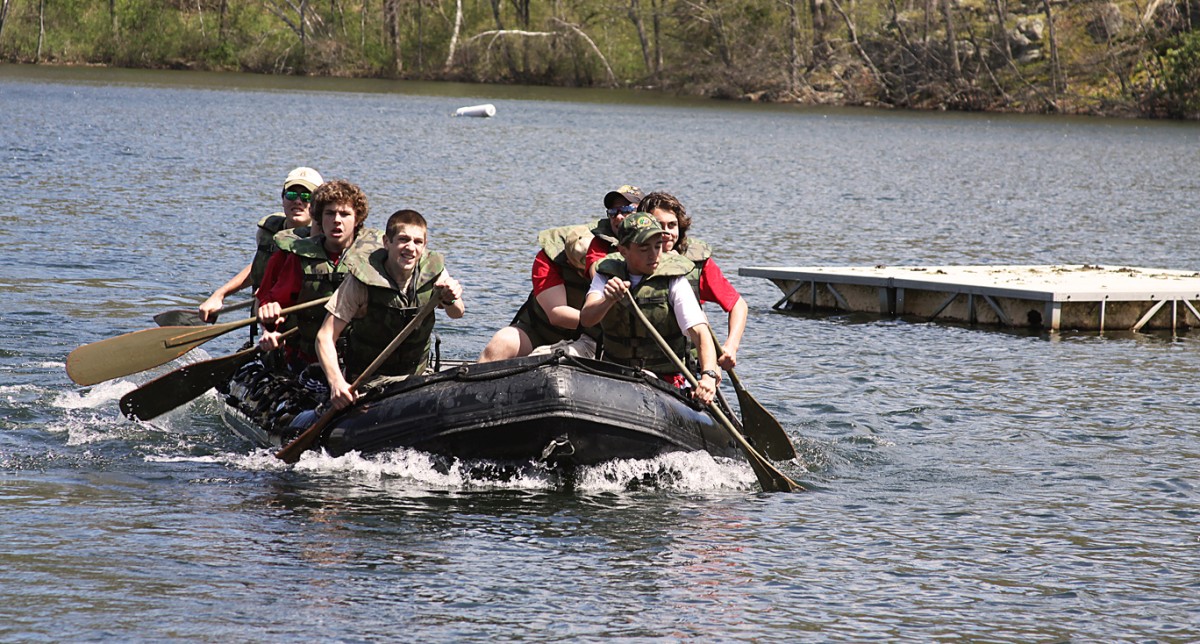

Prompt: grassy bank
[{"left": 1, "top": 0, "right": 1197, "bottom": 118}]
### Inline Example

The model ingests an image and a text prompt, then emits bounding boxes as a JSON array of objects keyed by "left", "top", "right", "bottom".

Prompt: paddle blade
[
  {"left": 733, "top": 383, "right": 797, "bottom": 461},
  {"left": 120, "top": 345, "right": 260, "bottom": 421},
  {"left": 153, "top": 309, "right": 205, "bottom": 327},
  {"left": 66, "top": 326, "right": 218, "bottom": 386}
]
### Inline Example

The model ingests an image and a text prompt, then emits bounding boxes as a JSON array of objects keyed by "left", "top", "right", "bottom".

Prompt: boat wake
[
  {"left": 48, "top": 378, "right": 139, "bottom": 445},
  {"left": 152, "top": 446, "right": 761, "bottom": 492}
]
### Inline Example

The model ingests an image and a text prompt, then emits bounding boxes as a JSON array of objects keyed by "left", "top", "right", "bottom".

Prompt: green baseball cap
[{"left": 618, "top": 213, "right": 664, "bottom": 246}]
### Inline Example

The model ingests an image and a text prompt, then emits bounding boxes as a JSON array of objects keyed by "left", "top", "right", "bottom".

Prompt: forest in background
[{"left": 1, "top": 0, "right": 1198, "bottom": 118}]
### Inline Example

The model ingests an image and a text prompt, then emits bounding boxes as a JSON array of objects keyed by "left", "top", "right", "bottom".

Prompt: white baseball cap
[{"left": 283, "top": 167, "right": 323, "bottom": 192}]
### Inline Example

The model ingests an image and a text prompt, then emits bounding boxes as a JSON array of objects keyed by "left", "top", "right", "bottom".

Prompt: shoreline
[{"left": 0, "top": 60, "right": 1180, "bottom": 122}]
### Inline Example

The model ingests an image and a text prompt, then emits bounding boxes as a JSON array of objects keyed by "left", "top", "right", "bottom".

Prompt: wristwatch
[{"left": 700, "top": 369, "right": 720, "bottom": 382}]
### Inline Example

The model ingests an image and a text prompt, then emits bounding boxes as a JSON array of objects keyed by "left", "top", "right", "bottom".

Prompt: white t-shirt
[{"left": 588, "top": 272, "right": 708, "bottom": 335}]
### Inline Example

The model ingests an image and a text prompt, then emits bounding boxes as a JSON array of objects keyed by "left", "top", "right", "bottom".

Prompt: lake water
[{"left": 2, "top": 64, "right": 1199, "bottom": 641}]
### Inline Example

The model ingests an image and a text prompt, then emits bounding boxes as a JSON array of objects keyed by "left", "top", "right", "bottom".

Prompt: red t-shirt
[
  {"left": 583, "top": 236, "right": 614, "bottom": 275},
  {"left": 256, "top": 251, "right": 301, "bottom": 308},
  {"left": 531, "top": 250, "right": 565, "bottom": 296},
  {"left": 697, "top": 258, "right": 741, "bottom": 312}
]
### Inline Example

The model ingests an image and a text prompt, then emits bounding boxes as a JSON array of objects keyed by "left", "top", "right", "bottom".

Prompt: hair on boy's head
[
  {"left": 311, "top": 179, "right": 369, "bottom": 232},
  {"left": 637, "top": 191, "right": 691, "bottom": 252},
  {"left": 386, "top": 209, "right": 428, "bottom": 240}
]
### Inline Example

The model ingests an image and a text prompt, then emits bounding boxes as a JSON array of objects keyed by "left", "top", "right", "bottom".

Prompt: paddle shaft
[
  {"left": 624, "top": 293, "right": 801, "bottom": 492},
  {"left": 154, "top": 297, "right": 255, "bottom": 327},
  {"left": 275, "top": 295, "right": 443, "bottom": 463},
  {"left": 709, "top": 328, "right": 797, "bottom": 461},
  {"left": 164, "top": 297, "right": 328, "bottom": 348}
]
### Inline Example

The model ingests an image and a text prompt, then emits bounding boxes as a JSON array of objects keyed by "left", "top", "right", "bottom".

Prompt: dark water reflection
[{"left": 2, "top": 65, "right": 1200, "bottom": 641}]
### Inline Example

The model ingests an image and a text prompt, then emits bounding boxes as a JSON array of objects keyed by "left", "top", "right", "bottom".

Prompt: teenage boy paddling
[
  {"left": 256, "top": 179, "right": 373, "bottom": 368},
  {"left": 316, "top": 209, "right": 465, "bottom": 410},
  {"left": 579, "top": 214, "right": 719, "bottom": 405}
]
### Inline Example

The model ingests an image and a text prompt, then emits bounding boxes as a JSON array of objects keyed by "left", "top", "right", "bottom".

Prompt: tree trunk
[
  {"left": 444, "top": 0, "right": 463, "bottom": 69},
  {"left": 510, "top": 0, "right": 529, "bottom": 27},
  {"left": 991, "top": 0, "right": 1012, "bottom": 63},
  {"left": 651, "top": 0, "right": 662, "bottom": 78},
  {"left": 36, "top": 0, "right": 45, "bottom": 62},
  {"left": 941, "top": 0, "right": 961, "bottom": 78},
  {"left": 0, "top": 0, "right": 12, "bottom": 44},
  {"left": 299, "top": 0, "right": 308, "bottom": 57},
  {"left": 788, "top": 0, "right": 799, "bottom": 92},
  {"left": 628, "top": 0, "right": 652, "bottom": 74},
  {"left": 1042, "top": 0, "right": 1062, "bottom": 99},
  {"left": 384, "top": 0, "right": 402, "bottom": 73},
  {"left": 490, "top": 0, "right": 504, "bottom": 29},
  {"left": 810, "top": 0, "right": 830, "bottom": 63}
]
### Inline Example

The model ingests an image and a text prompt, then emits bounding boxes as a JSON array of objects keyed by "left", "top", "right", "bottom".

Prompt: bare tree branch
[{"left": 551, "top": 18, "right": 617, "bottom": 85}]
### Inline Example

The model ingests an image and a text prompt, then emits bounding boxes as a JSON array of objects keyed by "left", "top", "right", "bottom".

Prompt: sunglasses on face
[
  {"left": 606, "top": 204, "right": 636, "bottom": 216},
  {"left": 283, "top": 190, "right": 312, "bottom": 203}
]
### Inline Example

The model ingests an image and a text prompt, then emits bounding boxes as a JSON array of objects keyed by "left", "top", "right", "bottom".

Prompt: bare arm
[
  {"left": 316, "top": 313, "right": 354, "bottom": 410},
  {"left": 580, "top": 278, "right": 629, "bottom": 328},
  {"left": 199, "top": 263, "right": 252, "bottom": 322},
  {"left": 687, "top": 322, "right": 718, "bottom": 405},
  {"left": 535, "top": 284, "right": 580, "bottom": 329},
  {"left": 719, "top": 296, "right": 748, "bottom": 371},
  {"left": 435, "top": 276, "right": 465, "bottom": 319}
]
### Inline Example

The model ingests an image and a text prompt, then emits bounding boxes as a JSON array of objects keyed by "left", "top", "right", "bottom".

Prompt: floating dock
[{"left": 739, "top": 264, "right": 1200, "bottom": 331}]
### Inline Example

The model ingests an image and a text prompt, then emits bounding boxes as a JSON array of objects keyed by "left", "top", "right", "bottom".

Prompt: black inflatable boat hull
[{"left": 222, "top": 355, "right": 741, "bottom": 466}]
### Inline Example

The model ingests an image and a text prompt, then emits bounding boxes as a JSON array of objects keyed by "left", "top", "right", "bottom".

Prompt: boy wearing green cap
[{"left": 579, "top": 213, "right": 720, "bottom": 405}]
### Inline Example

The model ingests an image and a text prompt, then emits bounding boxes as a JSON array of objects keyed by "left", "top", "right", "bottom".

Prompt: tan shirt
[{"left": 325, "top": 275, "right": 371, "bottom": 322}]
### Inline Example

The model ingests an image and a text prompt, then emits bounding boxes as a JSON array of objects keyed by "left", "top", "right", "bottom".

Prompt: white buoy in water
[{"left": 454, "top": 103, "right": 496, "bottom": 118}]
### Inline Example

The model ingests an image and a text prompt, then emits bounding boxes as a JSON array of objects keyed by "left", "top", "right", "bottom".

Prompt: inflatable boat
[{"left": 218, "top": 352, "right": 742, "bottom": 466}]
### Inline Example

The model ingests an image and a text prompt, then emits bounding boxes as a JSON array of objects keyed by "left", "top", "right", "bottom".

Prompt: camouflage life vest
[
  {"left": 512, "top": 224, "right": 596, "bottom": 345},
  {"left": 594, "top": 252, "right": 695, "bottom": 376},
  {"left": 251, "top": 214, "right": 312, "bottom": 290},
  {"left": 342, "top": 247, "right": 446, "bottom": 378},
  {"left": 589, "top": 217, "right": 618, "bottom": 249},
  {"left": 273, "top": 229, "right": 379, "bottom": 350},
  {"left": 679, "top": 238, "right": 713, "bottom": 303}
]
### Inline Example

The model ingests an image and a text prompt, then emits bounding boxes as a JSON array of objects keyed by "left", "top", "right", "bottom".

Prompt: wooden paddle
[
  {"left": 153, "top": 297, "right": 255, "bottom": 327},
  {"left": 624, "top": 292, "right": 801, "bottom": 492},
  {"left": 66, "top": 297, "right": 330, "bottom": 386},
  {"left": 275, "top": 296, "right": 442, "bottom": 463},
  {"left": 119, "top": 328, "right": 298, "bottom": 421},
  {"left": 710, "top": 329, "right": 797, "bottom": 461}
]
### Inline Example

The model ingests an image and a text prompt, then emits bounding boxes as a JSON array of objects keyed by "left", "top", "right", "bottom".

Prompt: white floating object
[{"left": 454, "top": 103, "right": 496, "bottom": 118}]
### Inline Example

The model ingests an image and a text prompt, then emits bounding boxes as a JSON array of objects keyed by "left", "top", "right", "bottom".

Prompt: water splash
[
  {"left": 51, "top": 379, "right": 136, "bottom": 410},
  {"left": 161, "top": 446, "right": 764, "bottom": 493},
  {"left": 574, "top": 451, "right": 758, "bottom": 492}
]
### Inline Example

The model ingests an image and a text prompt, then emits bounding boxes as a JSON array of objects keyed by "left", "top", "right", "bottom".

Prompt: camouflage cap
[
  {"left": 618, "top": 213, "right": 664, "bottom": 247},
  {"left": 603, "top": 184, "right": 645, "bottom": 209}
]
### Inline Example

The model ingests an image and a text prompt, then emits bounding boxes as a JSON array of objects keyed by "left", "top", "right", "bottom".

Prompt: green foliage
[
  {"left": 1158, "top": 31, "right": 1200, "bottom": 117},
  {"left": 0, "top": 0, "right": 1195, "bottom": 118}
]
